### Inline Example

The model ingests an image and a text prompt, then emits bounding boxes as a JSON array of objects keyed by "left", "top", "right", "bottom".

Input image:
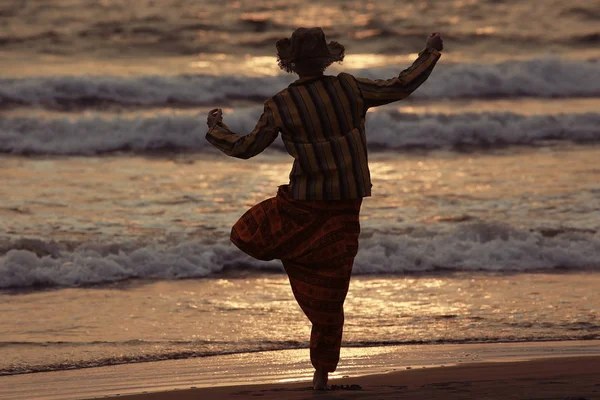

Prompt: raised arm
[
  {"left": 205, "top": 102, "right": 280, "bottom": 159},
  {"left": 354, "top": 34, "right": 443, "bottom": 109}
]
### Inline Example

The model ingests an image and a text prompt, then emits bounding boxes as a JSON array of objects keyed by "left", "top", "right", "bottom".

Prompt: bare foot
[{"left": 313, "top": 368, "right": 329, "bottom": 390}]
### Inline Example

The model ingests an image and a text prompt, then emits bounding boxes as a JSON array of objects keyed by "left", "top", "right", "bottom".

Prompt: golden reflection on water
[
  {"left": 187, "top": 52, "right": 423, "bottom": 76},
  {"left": 347, "top": 278, "right": 467, "bottom": 319},
  {"left": 2, "top": 272, "right": 599, "bottom": 372},
  {"left": 2, "top": 145, "right": 599, "bottom": 243}
]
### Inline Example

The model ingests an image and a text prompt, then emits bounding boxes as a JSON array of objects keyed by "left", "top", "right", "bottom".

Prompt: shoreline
[
  {"left": 116, "top": 356, "right": 600, "bottom": 400},
  {"left": 1, "top": 340, "right": 599, "bottom": 400},
  {"left": 3, "top": 336, "right": 600, "bottom": 377}
]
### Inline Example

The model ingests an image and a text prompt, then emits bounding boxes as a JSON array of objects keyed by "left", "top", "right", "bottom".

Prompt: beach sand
[
  {"left": 117, "top": 356, "right": 600, "bottom": 400},
  {"left": 2, "top": 341, "right": 599, "bottom": 400}
]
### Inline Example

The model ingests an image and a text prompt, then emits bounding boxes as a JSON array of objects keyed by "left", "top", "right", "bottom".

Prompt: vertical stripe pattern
[{"left": 205, "top": 47, "right": 442, "bottom": 200}]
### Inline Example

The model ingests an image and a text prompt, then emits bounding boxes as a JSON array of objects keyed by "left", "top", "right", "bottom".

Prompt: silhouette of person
[{"left": 206, "top": 27, "right": 443, "bottom": 390}]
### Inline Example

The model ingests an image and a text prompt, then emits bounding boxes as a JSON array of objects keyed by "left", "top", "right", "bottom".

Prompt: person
[{"left": 206, "top": 27, "right": 443, "bottom": 390}]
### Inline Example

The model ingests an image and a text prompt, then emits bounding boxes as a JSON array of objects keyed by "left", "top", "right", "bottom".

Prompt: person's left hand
[
  {"left": 207, "top": 108, "right": 223, "bottom": 128},
  {"left": 425, "top": 32, "right": 444, "bottom": 52}
]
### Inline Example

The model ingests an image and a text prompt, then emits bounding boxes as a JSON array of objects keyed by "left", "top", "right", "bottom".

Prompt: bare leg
[{"left": 313, "top": 368, "right": 329, "bottom": 390}]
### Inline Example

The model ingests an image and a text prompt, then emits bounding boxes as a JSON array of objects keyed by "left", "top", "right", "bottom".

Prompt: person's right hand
[
  {"left": 425, "top": 32, "right": 443, "bottom": 51},
  {"left": 207, "top": 108, "right": 223, "bottom": 128}
]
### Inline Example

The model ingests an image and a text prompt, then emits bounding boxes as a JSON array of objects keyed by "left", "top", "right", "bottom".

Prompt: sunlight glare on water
[{"left": 1, "top": 272, "right": 598, "bottom": 374}]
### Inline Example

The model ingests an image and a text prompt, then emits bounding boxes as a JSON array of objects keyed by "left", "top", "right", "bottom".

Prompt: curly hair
[
  {"left": 276, "top": 39, "right": 346, "bottom": 74},
  {"left": 277, "top": 55, "right": 345, "bottom": 74}
]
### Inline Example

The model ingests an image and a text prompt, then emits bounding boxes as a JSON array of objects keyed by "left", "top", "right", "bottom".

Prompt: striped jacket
[{"left": 206, "top": 47, "right": 441, "bottom": 200}]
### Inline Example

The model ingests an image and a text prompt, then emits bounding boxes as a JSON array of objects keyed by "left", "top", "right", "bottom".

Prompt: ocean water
[{"left": 1, "top": 0, "right": 600, "bottom": 376}]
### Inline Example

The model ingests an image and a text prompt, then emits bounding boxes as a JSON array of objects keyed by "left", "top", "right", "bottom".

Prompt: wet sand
[
  {"left": 2, "top": 341, "right": 599, "bottom": 400},
  {"left": 116, "top": 356, "right": 600, "bottom": 400}
]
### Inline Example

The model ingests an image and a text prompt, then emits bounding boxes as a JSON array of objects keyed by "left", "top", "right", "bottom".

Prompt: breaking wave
[
  {"left": 1, "top": 58, "right": 600, "bottom": 110},
  {"left": 2, "top": 222, "right": 598, "bottom": 289},
  {"left": 1, "top": 110, "right": 599, "bottom": 155}
]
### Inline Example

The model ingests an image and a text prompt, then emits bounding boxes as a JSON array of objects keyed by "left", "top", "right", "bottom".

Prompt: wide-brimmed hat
[{"left": 276, "top": 27, "right": 345, "bottom": 73}]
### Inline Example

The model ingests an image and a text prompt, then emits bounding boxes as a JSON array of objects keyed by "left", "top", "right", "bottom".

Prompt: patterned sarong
[{"left": 230, "top": 185, "right": 362, "bottom": 372}]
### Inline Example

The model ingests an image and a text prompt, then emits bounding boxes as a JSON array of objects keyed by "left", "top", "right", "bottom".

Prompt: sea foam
[
  {"left": 2, "top": 223, "right": 598, "bottom": 289},
  {"left": 1, "top": 58, "right": 599, "bottom": 109},
  {"left": 1, "top": 110, "right": 599, "bottom": 155}
]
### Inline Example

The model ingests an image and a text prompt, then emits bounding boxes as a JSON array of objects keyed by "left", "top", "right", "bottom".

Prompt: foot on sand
[{"left": 313, "top": 369, "right": 329, "bottom": 390}]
